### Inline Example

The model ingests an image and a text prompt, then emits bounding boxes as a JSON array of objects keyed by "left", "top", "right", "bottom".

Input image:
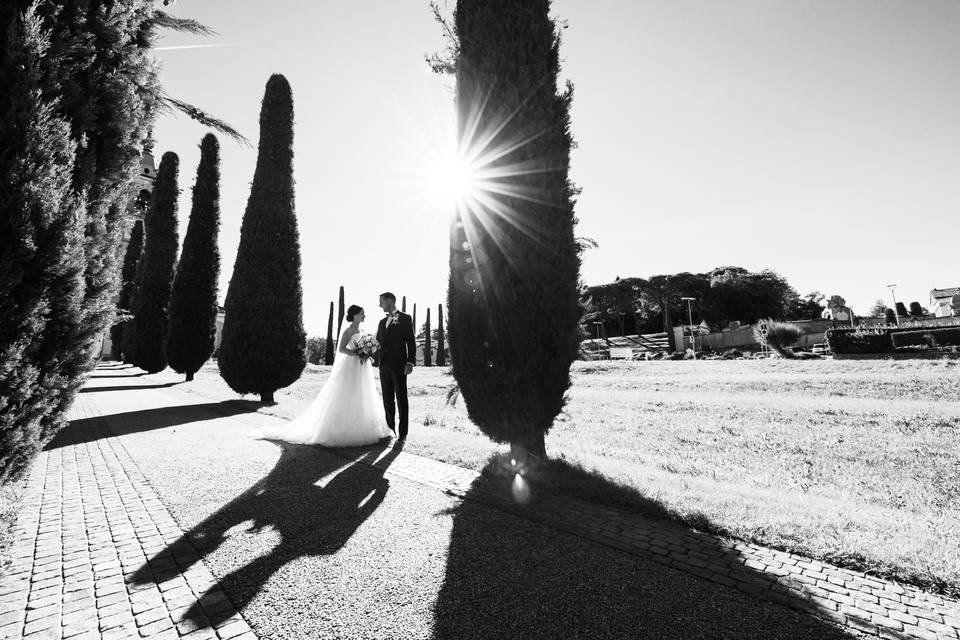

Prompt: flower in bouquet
[{"left": 353, "top": 333, "right": 380, "bottom": 362}]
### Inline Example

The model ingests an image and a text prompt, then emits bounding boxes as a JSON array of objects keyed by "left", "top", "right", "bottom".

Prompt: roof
[{"left": 930, "top": 287, "right": 960, "bottom": 299}]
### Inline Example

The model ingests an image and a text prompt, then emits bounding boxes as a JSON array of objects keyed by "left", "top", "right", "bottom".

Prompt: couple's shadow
[{"left": 131, "top": 440, "right": 404, "bottom": 627}]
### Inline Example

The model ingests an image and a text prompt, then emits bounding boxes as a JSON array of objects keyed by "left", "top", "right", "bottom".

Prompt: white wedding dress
[{"left": 257, "top": 333, "right": 391, "bottom": 447}]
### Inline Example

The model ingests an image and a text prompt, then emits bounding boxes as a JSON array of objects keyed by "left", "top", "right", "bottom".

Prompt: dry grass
[{"left": 151, "top": 358, "right": 960, "bottom": 596}]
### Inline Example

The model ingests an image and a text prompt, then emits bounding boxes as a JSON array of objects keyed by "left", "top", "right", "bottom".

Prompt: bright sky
[{"left": 154, "top": 0, "right": 960, "bottom": 335}]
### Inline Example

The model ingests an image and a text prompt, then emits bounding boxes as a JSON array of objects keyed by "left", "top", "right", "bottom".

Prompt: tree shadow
[
  {"left": 432, "top": 454, "right": 859, "bottom": 640},
  {"left": 129, "top": 441, "right": 404, "bottom": 628},
  {"left": 86, "top": 372, "right": 148, "bottom": 379},
  {"left": 79, "top": 381, "right": 181, "bottom": 393},
  {"left": 44, "top": 400, "right": 263, "bottom": 450}
]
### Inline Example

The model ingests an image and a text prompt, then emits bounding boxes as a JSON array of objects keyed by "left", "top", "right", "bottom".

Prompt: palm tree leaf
[
  {"left": 152, "top": 11, "right": 216, "bottom": 36},
  {"left": 161, "top": 94, "right": 250, "bottom": 147}
]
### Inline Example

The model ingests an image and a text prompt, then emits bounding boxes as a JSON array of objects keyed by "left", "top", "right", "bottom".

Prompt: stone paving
[
  {"left": 0, "top": 389, "right": 256, "bottom": 640},
  {"left": 2, "top": 363, "right": 959, "bottom": 639}
]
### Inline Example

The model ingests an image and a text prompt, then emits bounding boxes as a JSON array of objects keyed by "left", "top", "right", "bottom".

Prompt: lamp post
[
  {"left": 681, "top": 297, "right": 696, "bottom": 360},
  {"left": 887, "top": 284, "right": 900, "bottom": 326}
]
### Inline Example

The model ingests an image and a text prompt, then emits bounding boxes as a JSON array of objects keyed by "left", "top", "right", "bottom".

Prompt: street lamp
[
  {"left": 681, "top": 297, "right": 696, "bottom": 360},
  {"left": 887, "top": 284, "right": 900, "bottom": 326}
]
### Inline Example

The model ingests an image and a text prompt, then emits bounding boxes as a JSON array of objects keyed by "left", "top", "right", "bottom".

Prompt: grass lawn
[{"left": 149, "top": 358, "right": 960, "bottom": 597}]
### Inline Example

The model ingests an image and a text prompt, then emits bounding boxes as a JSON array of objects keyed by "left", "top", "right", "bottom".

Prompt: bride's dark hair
[{"left": 346, "top": 305, "right": 363, "bottom": 321}]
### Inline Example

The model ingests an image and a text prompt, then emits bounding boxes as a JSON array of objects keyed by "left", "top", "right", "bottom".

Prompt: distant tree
[
  {"left": 786, "top": 291, "right": 825, "bottom": 321},
  {"left": 402, "top": 296, "right": 407, "bottom": 313},
  {"left": 870, "top": 299, "right": 888, "bottom": 318},
  {"left": 708, "top": 267, "right": 796, "bottom": 326},
  {"left": 305, "top": 335, "right": 325, "bottom": 365},
  {"left": 885, "top": 308, "right": 897, "bottom": 325},
  {"left": 219, "top": 75, "right": 305, "bottom": 403},
  {"left": 908, "top": 301, "right": 925, "bottom": 317},
  {"left": 324, "top": 302, "right": 335, "bottom": 366},
  {"left": 412, "top": 304, "right": 417, "bottom": 340},
  {"left": 437, "top": 304, "right": 446, "bottom": 366},
  {"left": 336, "top": 285, "right": 345, "bottom": 338},
  {"left": 895, "top": 302, "right": 909, "bottom": 319},
  {"left": 165, "top": 134, "right": 221, "bottom": 382},
  {"left": 112, "top": 219, "right": 145, "bottom": 361},
  {"left": 445, "top": 0, "right": 580, "bottom": 459},
  {"left": 126, "top": 152, "right": 180, "bottom": 374},
  {"left": 423, "top": 307, "right": 433, "bottom": 367}
]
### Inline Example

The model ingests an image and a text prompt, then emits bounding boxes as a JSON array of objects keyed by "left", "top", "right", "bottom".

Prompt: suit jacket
[{"left": 375, "top": 312, "right": 416, "bottom": 372}]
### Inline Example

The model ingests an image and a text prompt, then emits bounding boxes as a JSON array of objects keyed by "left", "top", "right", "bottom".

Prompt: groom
[{"left": 375, "top": 292, "right": 416, "bottom": 439}]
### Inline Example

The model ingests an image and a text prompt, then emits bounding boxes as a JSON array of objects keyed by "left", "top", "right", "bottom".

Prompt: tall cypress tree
[
  {"left": 402, "top": 296, "right": 407, "bottom": 313},
  {"left": 219, "top": 74, "right": 305, "bottom": 403},
  {"left": 336, "top": 285, "right": 345, "bottom": 338},
  {"left": 423, "top": 307, "right": 433, "bottom": 367},
  {"left": 325, "top": 302, "right": 335, "bottom": 366},
  {"left": 126, "top": 152, "right": 179, "bottom": 373},
  {"left": 165, "top": 134, "right": 221, "bottom": 381},
  {"left": 111, "top": 218, "right": 144, "bottom": 361},
  {"left": 0, "top": 6, "right": 86, "bottom": 482},
  {"left": 446, "top": 0, "right": 581, "bottom": 459},
  {"left": 437, "top": 304, "right": 446, "bottom": 366}
]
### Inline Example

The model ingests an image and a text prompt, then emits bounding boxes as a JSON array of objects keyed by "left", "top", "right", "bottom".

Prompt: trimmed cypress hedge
[
  {"left": 126, "top": 151, "right": 180, "bottom": 374},
  {"left": 219, "top": 75, "right": 305, "bottom": 403},
  {"left": 447, "top": 0, "right": 581, "bottom": 458},
  {"left": 891, "top": 327, "right": 960, "bottom": 349},
  {"left": 165, "top": 134, "right": 221, "bottom": 382}
]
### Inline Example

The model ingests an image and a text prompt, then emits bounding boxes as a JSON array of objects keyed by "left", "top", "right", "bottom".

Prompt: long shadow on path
[
  {"left": 45, "top": 401, "right": 264, "bottom": 450},
  {"left": 131, "top": 441, "right": 404, "bottom": 628},
  {"left": 432, "top": 457, "right": 858, "bottom": 640}
]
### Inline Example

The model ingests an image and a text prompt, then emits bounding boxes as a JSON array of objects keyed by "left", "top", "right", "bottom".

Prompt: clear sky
[{"left": 153, "top": 0, "right": 960, "bottom": 335}]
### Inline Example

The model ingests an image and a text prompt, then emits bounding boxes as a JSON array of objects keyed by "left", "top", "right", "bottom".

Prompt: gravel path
[{"left": 78, "top": 369, "right": 861, "bottom": 640}]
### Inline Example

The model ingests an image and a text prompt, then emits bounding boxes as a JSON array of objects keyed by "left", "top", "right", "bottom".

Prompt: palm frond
[
  {"left": 161, "top": 94, "right": 250, "bottom": 147},
  {"left": 152, "top": 11, "right": 216, "bottom": 36},
  {"left": 445, "top": 385, "right": 461, "bottom": 406}
]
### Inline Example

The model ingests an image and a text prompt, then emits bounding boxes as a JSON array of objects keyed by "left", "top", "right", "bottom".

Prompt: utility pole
[
  {"left": 887, "top": 284, "right": 901, "bottom": 326},
  {"left": 681, "top": 297, "right": 696, "bottom": 360}
]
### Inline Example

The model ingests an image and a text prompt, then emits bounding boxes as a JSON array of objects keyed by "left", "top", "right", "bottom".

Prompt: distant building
[{"left": 929, "top": 287, "right": 960, "bottom": 318}]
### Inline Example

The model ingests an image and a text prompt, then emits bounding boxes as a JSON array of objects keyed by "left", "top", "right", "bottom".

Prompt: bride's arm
[{"left": 338, "top": 329, "right": 356, "bottom": 356}]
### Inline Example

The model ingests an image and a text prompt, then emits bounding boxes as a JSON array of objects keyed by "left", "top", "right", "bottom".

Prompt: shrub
[
  {"left": 908, "top": 302, "right": 924, "bottom": 318},
  {"left": 305, "top": 336, "right": 325, "bottom": 365},
  {"left": 219, "top": 75, "right": 305, "bottom": 403},
  {"left": 755, "top": 319, "right": 801, "bottom": 358},
  {"left": 885, "top": 308, "right": 897, "bottom": 325}
]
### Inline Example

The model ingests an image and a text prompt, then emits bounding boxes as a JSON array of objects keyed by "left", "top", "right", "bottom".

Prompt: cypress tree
[
  {"left": 909, "top": 301, "right": 924, "bottom": 318},
  {"left": 0, "top": 6, "right": 87, "bottom": 482},
  {"left": 424, "top": 307, "right": 433, "bottom": 367},
  {"left": 111, "top": 219, "right": 144, "bottom": 361},
  {"left": 437, "top": 304, "right": 447, "bottom": 366},
  {"left": 412, "top": 304, "right": 417, "bottom": 337},
  {"left": 336, "top": 285, "right": 345, "bottom": 338},
  {"left": 165, "top": 134, "right": 221, "bottom": 381},
  {"left": 895, "top": 302, "right": 909, "bottom": 320},
  {"left": 325, "top": 302, "right": 335, "bottom": 366},
  {"left": 446, "top": 0, "right": 581, "bottom": 459},
  {"left": 884, "top": 308, "right": 897, "bottom": 325},
  {"left": 402, "top": 296, "right": 407, "bottom": 313},
  {"left": 126, "top": 152, "right": 179, "bottom": 373},
  {"left": 219, "top": 74, "right": 305, "bottom": 403}
]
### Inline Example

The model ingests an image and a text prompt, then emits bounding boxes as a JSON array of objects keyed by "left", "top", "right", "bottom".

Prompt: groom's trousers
[{"left": 379, "top": 367, "right": 409, "bottom": 438}]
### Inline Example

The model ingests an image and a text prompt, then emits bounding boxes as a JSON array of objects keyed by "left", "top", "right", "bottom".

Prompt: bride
[{"left": 257, "top": 305, "right": 392, "bottom": 446}]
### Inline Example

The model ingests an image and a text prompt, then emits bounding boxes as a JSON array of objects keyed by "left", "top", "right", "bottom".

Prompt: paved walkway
[{"left": 1, "top": 363, "right": 958, "bottom": 639}]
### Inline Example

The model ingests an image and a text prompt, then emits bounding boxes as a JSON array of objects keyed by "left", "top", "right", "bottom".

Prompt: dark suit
[{"left": 375, "top": 312, "right": 416, "bottom": 438}]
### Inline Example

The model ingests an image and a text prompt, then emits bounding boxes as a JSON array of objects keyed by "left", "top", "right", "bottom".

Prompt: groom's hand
[{"left": 405, "top": 363, "right": 414, "bottom": 375}]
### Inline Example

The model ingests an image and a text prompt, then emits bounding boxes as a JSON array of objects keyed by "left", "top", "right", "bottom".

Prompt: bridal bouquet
[{"left": 353, "top": 333, "right": 380, "bottom": 363}]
